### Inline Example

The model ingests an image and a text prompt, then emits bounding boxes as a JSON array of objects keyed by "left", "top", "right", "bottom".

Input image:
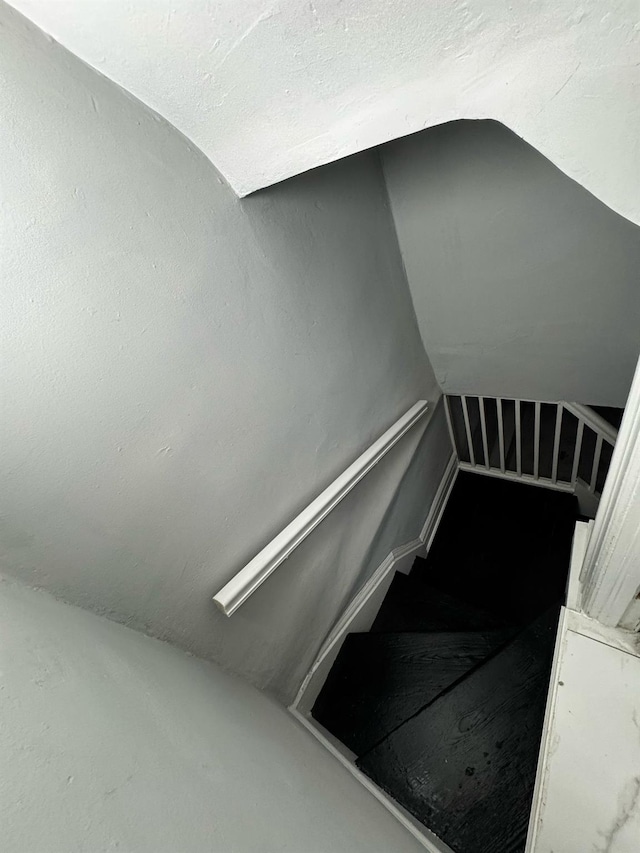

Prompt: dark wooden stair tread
[
  {"left": 311, "top": 629, "right": 513, "bottom": 756},
  {"left": 410, "top": 475, "right": 577, "bottom": 622},
  {"left": 357, "top": 607, "right": 559, "bottom": 853},
  {"left": 370, "top": 572, "right": 505, "bottom": 634}
]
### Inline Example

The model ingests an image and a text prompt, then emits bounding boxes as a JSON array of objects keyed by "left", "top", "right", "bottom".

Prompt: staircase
[{"left": 311, "top": 473, "right": 578, "bottom": 853}]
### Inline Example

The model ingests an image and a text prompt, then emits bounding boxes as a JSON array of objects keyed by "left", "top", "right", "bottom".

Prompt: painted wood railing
[
  {"left": 445, "top": 395, "right": 618, "bottom": 500},
  {"left": 213, "top": 400, "right": 430, "bottom": 616}
]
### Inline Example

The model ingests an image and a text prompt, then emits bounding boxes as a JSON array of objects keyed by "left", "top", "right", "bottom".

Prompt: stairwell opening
[
  {"left": 308, "top": 394, "right": 625, "bottom": 853},
  {"left": 311, "top": 470, "right": 578, "bottom": 853},
  {"left": 297, "top": 117, "right": 638, "bottom": 853}
]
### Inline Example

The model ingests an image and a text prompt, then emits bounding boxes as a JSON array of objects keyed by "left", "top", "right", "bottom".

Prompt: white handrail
[
  {"left": 213, "top": 400, "right": 430, "bottom": 616},
  {"left": 562, "top": 402, "right": 618, "bottom": 444}
]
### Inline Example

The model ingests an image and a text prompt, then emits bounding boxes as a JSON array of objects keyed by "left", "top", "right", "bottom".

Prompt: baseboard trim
[
  {"left": 525, "top": 606, "right": 569, "bottom": 853},
  {"left": 291, "top": 450, "right": 457, "bottom": 715},
  {"left": 457, "top": 462, "right": 574, "bottom": 493},
  {"left": 566, "top": 519, "right": 592, "bottom": 612},
  {"left": 420, "top": 451, "right": 458, "bottom": 554},
  {"left": 290, "top": 708, "right": 455, "bottom": 853},
  {"left": 289, "top": 450, "right": 458, "bottom": 851}
]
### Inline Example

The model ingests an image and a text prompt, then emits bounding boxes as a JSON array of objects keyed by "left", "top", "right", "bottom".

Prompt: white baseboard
[
  {"left": 525, "top": 606, "right": 569, "bottom": 853},
  {"left": 289, "top": 451, "right": 458, "bottom": 850},
  {"left": 566, "top": 519, "right": 592, "bottom": 612},
  {"left": 290, "top": 708, "right": 455, "bottom": 853},
  {"left": 291, "top": 451, "right": 457, "bottom": 715},
  {"left": 420, "top": 452, "right": 458, "bottom": 555},
  {"left": 457, "top": 462, "right": 574, "bottom": 493},
  {"left": 291, "top": 546, "right": 403, "bottom": 715},
  {"left": 564, "top": 608, "right": 640, "bottom": 659}
]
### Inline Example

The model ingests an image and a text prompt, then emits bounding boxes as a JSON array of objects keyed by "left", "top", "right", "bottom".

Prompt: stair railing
[
  {"left": 213, "top": 400, "right": 430, "bottom": 616},
  {"left": 445, "top": 395, "right": 618, "bottom": 501}
]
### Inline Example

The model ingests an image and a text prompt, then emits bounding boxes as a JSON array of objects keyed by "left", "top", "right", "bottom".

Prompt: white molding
[
  {"left": 565, "top": 519, "right": 592, "bottom": 612},
  {"left": 290, "top": 708, "right": 455, "bottom": 852},
  {"left": 291, "top": 544, "right": 408, "bottom": 716},
  {"left": 565, "top": 608, "right": 640, "bottom": 659},
  {"left": 443, "top": 394, "right": 457, "bottom": 456},
  {"left": 457, "top": 462, "right": 574, "bottom": 493},
  {"left": 291, "top": 450, "right": 457, "bottom": 714},
  {"left": 289, "top": 450, "right": 457, "bottom": 849},
  {"left": 213, "top": 400, "right": 429, "bottom": 616},
  {"left": 525, "top": 606, "right": 569, "bottom": 853},
  {"left": 289, "top": 440, "right": 458, "bottom": 853},
  {"left": 420, "top": 452, "right": 458, "bottom": 554},
  {"left": 581, "top": 355, "right": 640, "bottom": 625}
]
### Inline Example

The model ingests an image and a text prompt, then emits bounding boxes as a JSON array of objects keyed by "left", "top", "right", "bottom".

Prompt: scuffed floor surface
[{"left": 531, "top": 618, "right": 640, "bottom": 852}]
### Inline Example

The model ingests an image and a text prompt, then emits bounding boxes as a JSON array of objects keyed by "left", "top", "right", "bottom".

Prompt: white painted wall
[
  {"left": 383, "top": 120, "right": 640, "bottom": 407},
  {"left": 0, "top": 576, "right": 425, "bottom": 853},
  {"left": 7, "top": 0, "right": 640, "bottom": 226},
  {"left": 0, "top": 5, "right": 440, "bottom": 703}
]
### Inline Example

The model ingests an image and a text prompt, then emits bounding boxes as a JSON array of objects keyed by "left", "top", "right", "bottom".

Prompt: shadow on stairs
[{"left": 312, "top": 472, "right": 578, "bottom": 853}]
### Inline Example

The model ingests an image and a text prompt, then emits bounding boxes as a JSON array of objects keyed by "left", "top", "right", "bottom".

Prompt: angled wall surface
[
  {"left": 0, "top": 577, "right": 425, "bottom": 853},
  {"left": 0, "top": 5, "right": 441, "bottom": 703},
  {"left": 383, "top": 120, "right": 640, "bottom": 407}
]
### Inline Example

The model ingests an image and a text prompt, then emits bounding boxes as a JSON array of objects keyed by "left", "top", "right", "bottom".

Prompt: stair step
[
  {"left": 411, "top": 475, "right": 577, "bottom": 622},
  {"left": 357, "top": 606, "right": 560, "bottom": 853},
  {"left": 311, "top": 629, "right": 513, "bottom": 756},
  {"left": 370, "top": 572, "right": 504, "bottom": 634}
]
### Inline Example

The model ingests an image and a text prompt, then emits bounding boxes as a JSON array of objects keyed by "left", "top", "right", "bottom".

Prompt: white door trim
[
  {"left": 524, "top": 606, "right": 569, "bottom": 853},
  {"left": 580, "top": 355, "right": 640, "bottom": 626}
]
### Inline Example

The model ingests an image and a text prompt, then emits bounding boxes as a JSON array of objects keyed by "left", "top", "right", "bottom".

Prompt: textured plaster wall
[
  {"left": 383, "top": 120, "right": 640, "bottom": 406},
  {"left": 6, "top": 0, "right": 640, "bottom": 226},
  {"left": 0, "top": 576, "right": 425, "bottom": 853},
  {"left": 0, "top": 5, "right": 440, "bottom": 703}
]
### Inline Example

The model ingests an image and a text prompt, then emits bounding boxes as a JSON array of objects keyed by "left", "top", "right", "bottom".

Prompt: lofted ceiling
[{"left": 6, "top": 0, "right": 640, "bottom": 219}]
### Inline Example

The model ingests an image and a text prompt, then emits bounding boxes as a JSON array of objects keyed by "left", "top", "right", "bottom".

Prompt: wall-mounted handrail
[{"left": 213, "top": 400, "right": 429, "bottom": 616}]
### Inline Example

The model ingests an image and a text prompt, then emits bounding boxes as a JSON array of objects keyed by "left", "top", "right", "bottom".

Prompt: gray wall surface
[
  {"left": 358, "top": 396, "right": 452, "bottom": 590},
  {"left": 0, "top": 576, "right": 425, "bottom": 853},
  {"left": 0, "top": 4, "right": 440, "bottom": 704},
  {"left": 383, "top": 120, "right": 640, "bottom": 407}
]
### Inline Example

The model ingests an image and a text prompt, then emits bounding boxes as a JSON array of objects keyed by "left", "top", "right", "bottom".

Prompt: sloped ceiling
[{"left": 6, "top": 0, "right": 640, "bottom": 220}]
